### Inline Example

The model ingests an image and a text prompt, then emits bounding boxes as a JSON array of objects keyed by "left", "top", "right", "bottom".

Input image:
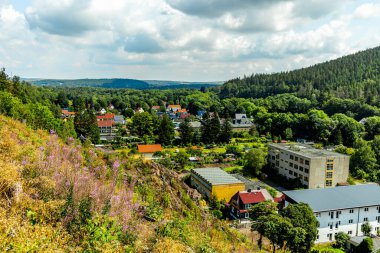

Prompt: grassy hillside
[
  {"left": 0, "top": 115, "right": 254, "bottom": 252},
  {"left": 216, "top": 46, "right": 380, "bottom": 103}
]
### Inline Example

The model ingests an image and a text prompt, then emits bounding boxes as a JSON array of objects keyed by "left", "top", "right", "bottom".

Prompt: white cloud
[
  {"left": 353, "top": 2, "right": 380, "bottom": 19},
  {"left": 0, "top": 0, "right": 379, "bottom": 81}
]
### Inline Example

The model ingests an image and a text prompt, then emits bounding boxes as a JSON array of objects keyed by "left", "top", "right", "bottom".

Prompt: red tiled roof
[
  {"left": 168, "top": 104, "right": 181, "bottom": 109},
  {"left": 97, "top": 121, "right": 114, "bottom": 127},
  {"left": 62, "top": 109, "right": 75, "bottom": 115},
  {"left": 239, "top": 191, "right": 266, "bottom": 204},
  {"left": 151, "top": 106, "right": 161, "bottom": 110},
  {"left": 177, "top": 109, "right": 187, "bottom": 113},
  {"left": 96, "top": 113, "right": 115, "bottom": 120},
  {"left": 274, "top": 194, "right": 285, "bottom": 203},
  {"left": 137, "top": 144, "right": 163, "bottom": 153}
]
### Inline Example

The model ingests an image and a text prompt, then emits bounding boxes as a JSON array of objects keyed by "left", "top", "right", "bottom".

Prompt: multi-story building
[
  {"left": 283, "top": 184, "right": 380, "bottom": 243},
  {"left": 268, "top": 143, "right": 349, "bottom": 189},
  {"left": 190, "top": 167, "right": 245, "bottom": 201}
]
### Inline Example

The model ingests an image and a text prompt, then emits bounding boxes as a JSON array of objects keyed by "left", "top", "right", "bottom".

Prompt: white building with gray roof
[
  {"left": 283, "top": 184, "right": 380, "bottom": 243},
  {"left": 268, "top": 143, "right": 349, "bottom": 189}
]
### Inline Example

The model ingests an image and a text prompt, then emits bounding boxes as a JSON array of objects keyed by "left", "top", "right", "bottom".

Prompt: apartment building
[
  {"left": 284, "top": 184, "right": 380, "bottom": 243},
  {"left": 268, "top": 143, "right": 349, "bottom": 189},
  {"left": 190, "top": 167, "right": 245, "bottom": 201}
]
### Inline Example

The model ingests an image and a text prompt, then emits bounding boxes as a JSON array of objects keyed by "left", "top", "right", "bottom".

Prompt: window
[
  {"left": 329, "top": 223, "right": 333, "bottom": 230},
  {"left": 305, "top": 168, "right": 309, "bottom": 173},
  {"left": 329, "top": 212, "right": 334, "bottom": 219},
  {"left": 349, "top": 209, "right": 354, "bottom": 213},
  {"left": 276, "top": 154, "right": 279, "bottom": 159},
  {"left": 364, "top": 207, "right": 369, "bottom": 212},
  {"left": 315, "top": 213, "right": 320, "bottom": 217},
  {"left": 294, "top": 164, "right": 299, "bottom": 169},
  {"left": 326, "top": 180, "right": 333, "bottom": 187},
  {"left": 289, "top": 162, "right": 293, "bottom": 167},
  {"left": 245, "top": 212, "right": 249, "bottom": 218},
  {"left": 295, "top": 156, "right": 299, "bottom": 162},
  {"left": 327, "top": 159, "right": 334, "bottom": 163},
  {"left": 348, "top": 231, "right": 352, "bottom": 235},
  {"left": 276, "top": 161, "right": 279, "bottom": 166},
  {"left": 289, "top": 171, "right": 293, "bottom": 175},
  {"left": 272, "top": 155, "right": 275, "bottom": 160},
  {"left": 326, "top": 172, "right": 333, "bottom": 179},
  {"left": 299, "top": 166, "right": 304, "bottom": 172},
  {"left": 300, "top": 158, "right": 304, "bottom": 164},
  {"left": 349, "top": 219, "right": 353, "bottom": 224},
  {"left": 327, "top": 233, "right": 332, "bottom": 241},
  {"left": 377, "top": 216, "right": 380, "bottom": 223},
  {"left": 294, "top": 172, "right": 298, "bottom": 177},
  {"left": 305, "top": 160, "right": 310, "bottom": 165},
  {"left": 327, "top": 164, "right": 333, "bottom": 170},
  {"left": 304, "top": 176, "right": 308, "bottom": 181},
  {"left": 364, "top": 217, "right": 368, "bottom": 222},
  {"left": 290, "top": 155, "right": 294, "bottom": 160}
]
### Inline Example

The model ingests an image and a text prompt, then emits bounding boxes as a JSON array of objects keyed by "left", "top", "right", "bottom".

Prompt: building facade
[
  {"left": 229, "top": 189, "right": 274, "bottom": 220},
  {"left": 190, "top": 167, "right": 245, "bottom": 201},
  {"left": 268, "top": 143, "right": 349, "bottom": 188},
  {"left": 284, "top": 184, "right": 380, "bottom": 243}
]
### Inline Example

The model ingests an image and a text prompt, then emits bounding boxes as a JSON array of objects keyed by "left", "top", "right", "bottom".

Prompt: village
[{"left": 62, "top": 103, "right": 380, "bottom": 252}]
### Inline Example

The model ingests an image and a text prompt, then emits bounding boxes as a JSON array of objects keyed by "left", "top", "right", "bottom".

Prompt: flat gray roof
[
  {"left": 192, "top": 167, "right": 244, "bottom": 186},
  {"left": 284, "top": 184, "right": 380, "bottom": 212},
  {"left": 269, "top": 143, "right": 348, "bottom": 158}
]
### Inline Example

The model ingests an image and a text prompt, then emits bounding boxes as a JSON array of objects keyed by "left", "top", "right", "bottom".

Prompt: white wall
[{"left": 316, "top": 206, "right": 380, "bottom": 243}]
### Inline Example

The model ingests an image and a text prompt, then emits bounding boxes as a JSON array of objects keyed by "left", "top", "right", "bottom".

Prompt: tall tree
[
  {"left": 219, "top": 118, "right": 232, "bottom": 143},
  {"left": 281, "top": 203, "right": 319, "bottom": 253},
  {"left": 178, "top": 118, "right": 194, "bottom": 145},
  {"left": 157, "top": 114, "right": 174, "bottom": 146},
  {"left": 74, "top": 109, "right": 100, "bottom": 143},
  {"left": 129, "top": 112, "right": 153, "bottom": 138},
  {"left": 350, "top": 139, "right": 377, "bottom": 179},
  {"left": 243, "top": 148, "right": 267, "bottom": 177}
]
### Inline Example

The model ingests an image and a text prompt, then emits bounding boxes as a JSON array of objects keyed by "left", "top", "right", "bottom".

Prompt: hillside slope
[
  {"left": 216, "top": 46, "right": 380, "bottom": 103},
  {"left": 0, "top": 115, "right": 254, "bottom": 252}
]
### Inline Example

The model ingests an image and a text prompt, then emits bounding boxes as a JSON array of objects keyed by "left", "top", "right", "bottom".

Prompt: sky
[{"left": 0, "top": 0, "right": 380, "bottom": 81}]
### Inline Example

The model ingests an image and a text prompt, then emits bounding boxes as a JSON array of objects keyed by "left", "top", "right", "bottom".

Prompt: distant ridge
[{"left": 24, "top": 78, "right": 223, "bottom": 90}]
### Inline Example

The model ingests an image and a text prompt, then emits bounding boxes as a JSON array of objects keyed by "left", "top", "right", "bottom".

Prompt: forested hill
[
  {"left": 25, "top": 78, "right": 222, "bottom": 90},
  {"left": 215, "top": 46, "right": 380, "bottom": 103}
]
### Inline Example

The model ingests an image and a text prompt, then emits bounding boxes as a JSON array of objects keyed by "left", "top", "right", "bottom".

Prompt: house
[
  {"left": 135, "top": 107, "right": 144, "bottom": 113},
  {"left": 151, "top": 106, "right": 161, "bottom": 111},
  {"left": 268, "top": 143, "right": 349, "bottom": 189},
  {"left": 137, "top": 144, "right": 163, "bottom": 159},
  {"left": 283, "top": 184, "right": 380, "bottom": 243},
  {"left": 231, "top": 113, "right": 253, "bottom": 132},
  {"left": 190, "top": 167, "right": 245, "bottom": 201},
  {"left": 99, "top": 108, "right": 107, "bottom": 115},
  {"left": 229, "top": 188, "right": 274, "bottom": 220},
  {"left": 167, "top": 104, "right": 181, "bottom": 112},
  {"left": 114, "top": 115, "right": 125, "bottom": 125},
  {"left": 108, "top": 104, "right": 115, "bottom": 110},
  {"left": 61, "top": 109, "right": 75, "bottom": 119},
  {"left": 197, "top": 110, "right": 206, "bottom": 119},
  {"left": 96, "top": 114, "right": 116, "bottom": 141}
]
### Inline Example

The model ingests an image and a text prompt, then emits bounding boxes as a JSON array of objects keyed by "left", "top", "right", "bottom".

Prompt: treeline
[
  {"left": 214, "top": 46, "right": 380, "bottom": 105},
  {"left": 0, "top": 68, "right": 76, "bottom": 139}
]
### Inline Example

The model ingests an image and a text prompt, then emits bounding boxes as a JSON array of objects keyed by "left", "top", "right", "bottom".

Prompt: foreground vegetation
[{"left": 0, "top": 115, "right": 255, "bottom": 252}]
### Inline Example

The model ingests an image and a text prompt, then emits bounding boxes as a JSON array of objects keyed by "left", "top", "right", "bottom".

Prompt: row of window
[
  {"left": 288, "top": 170, "right": 309, "bottom": 182},
  {"left": 289, "top": 163, "right": 310, "bottom": 173},
  {"left": 321, "top": 209, "right": 380, "bottom": 221},
  {"left": 289, "top": 154, "right": 310, "bottom": 165}
]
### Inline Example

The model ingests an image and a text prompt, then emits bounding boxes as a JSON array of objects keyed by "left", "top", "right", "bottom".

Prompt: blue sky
[{"left": 1, "top": 0, "right": 380, "bottom": 81}]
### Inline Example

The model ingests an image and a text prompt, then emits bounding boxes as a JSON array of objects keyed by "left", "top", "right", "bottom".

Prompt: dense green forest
[{"left": 214, "top": 46, "right": 380, "bottom": 104}]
